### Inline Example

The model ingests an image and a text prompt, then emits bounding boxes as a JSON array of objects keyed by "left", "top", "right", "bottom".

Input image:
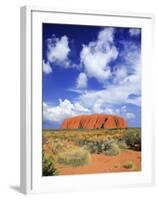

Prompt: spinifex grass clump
[{"left": 57, "top": 148, "right": 91, "bottom": 167}]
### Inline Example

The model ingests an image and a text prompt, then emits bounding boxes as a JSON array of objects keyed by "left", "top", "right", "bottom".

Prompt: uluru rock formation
[{"left": 60, "top": 114, "right": 127, "bottom": 129}]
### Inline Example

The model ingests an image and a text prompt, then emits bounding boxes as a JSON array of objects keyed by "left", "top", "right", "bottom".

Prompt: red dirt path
[{"left": 58, "top": 150, "right": 141, "bottom": 175}]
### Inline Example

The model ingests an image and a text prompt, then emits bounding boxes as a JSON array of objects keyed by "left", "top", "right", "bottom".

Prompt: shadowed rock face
[{"left": 60, "top": 114, "right": 127, "bottom": 129}]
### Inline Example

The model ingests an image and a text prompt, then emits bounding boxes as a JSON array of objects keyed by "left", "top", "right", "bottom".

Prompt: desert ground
[{"left": 42, "top": 128, "right": 141, "bottom": 176}]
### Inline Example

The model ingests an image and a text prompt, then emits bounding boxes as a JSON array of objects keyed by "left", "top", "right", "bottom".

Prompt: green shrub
[
  {"left": 85, "top": 139, "right": 120, "bottom": 156},
  {"left": 90, "top": 144, "right": 99, "bottom": 153},
  {"left": 105, "top": 142, "right": 120, "bottom": 156},
  {"left": 123, "top": 161, "right": 133, "bottom": 169},
  {"left": 57, "top": 148, "right": 91, "bottom": 167},
  {"left": 124, "top": 129, "right": 141, "bottom": 150},
  {"left": 117, "top": 139, "right": 128, "bottom": 149},
  {"left": 42, "top": 153, "right": 58, "bottom": 176}
]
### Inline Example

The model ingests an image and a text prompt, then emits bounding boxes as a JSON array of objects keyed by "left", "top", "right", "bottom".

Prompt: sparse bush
[
  {"left": 90, "top": 144, "right": 98, "bottom": 153},
  {"left": 52, "top": 142, "right": 65, "bottom": 154},
  {"left": 117, "top": 139, "right": 128, "bottom": 149},
  {"left": 84, "top": 139, "right": 120, "bottom": 156},
  {"left": 123, "top": 161, "right": 133, "bottom": 169},
  {"left": 42, "top": 153, "right": 58, "bottom": 176},
  {"left": 57, "top": 148, "right": 91, "bottom": 167},
  {"left": 105, "top": 142, "right": 120, "bottom": 156},
  {"left": 124, "top": 129, "right": 141, "bottom": 150}
]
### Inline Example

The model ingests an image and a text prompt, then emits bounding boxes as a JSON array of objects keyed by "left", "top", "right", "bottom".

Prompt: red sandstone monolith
[{"left": 60, "top": 114, "right": 127, "bottom": 129}]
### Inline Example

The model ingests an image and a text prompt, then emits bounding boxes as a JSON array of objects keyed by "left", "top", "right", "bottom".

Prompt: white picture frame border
[{"left": 20, "top": 6, "right": 155, "bottom": 194}]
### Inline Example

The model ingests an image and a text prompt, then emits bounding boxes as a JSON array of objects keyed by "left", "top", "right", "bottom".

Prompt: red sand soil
[{"left": 58, "top": 150, "right": 141, "bottom": 175}]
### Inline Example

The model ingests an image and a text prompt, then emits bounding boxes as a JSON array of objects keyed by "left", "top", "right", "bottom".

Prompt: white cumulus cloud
[
  {"left": 80, "top": 28, "right": 118, "bottom": 82},
  {"left": 43, "top": 99, "right": 90, "bottom": 123},
  {"left": 112, "top": 65, "right": 128, "bottom": 84},
  {"left": 43, "top": 60, "right": 52, "bottom": 74},
  {"left": 78, "top": 82, "right": 141, "bottom": 110},
  {"left": 76, "top": 72, "right": 88, "bottom": 89},
  {"left": 113, "top": 41, "right": 141, "bottom": 87},
  {"left": 43, "top": 35, "right": 71, "bottom": 74},
  {"left": 47, "top": 35, "right": 70, "bottom": 64},
  {"left": 90, "top": 101, "right": 136, "bottom": 121}
]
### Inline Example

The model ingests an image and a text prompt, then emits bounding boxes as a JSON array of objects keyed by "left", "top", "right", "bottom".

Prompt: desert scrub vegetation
[
  {"left": 51, "top": 140, "right": 66, "bottom": 154},
  {"left": 80, "top": 139, "right": 121, "bottom": 156},
  {"left": 124, "top": 129, "right": 141, "bottom": 150},
  {"left": 57, "top": 147, "right": 91, "bottom": 167},
  {"left": 104, "top": 142, "right": 120, "bottom": 156},
  {"left": 42, "top": 128, "right": 141, "bottom": 171},
  {"left": 43, "top": 128, "right": 128, "bottom": 144},
  {"left": 123, "top": 161, "right": 134, "bottom": 169},
  {"left": 42, "top": 128, "right": 141, "bottom": 176},
  {"left": 42, "top": 152, "right": 58, "bottom": 176},
  {"left": 116, "top": 139, "right": 128, "bottom": 150}
]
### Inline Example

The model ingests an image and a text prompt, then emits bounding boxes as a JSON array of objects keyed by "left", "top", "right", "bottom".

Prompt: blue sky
[{"left": 42, "top": 23, "right": 141, "bottom": 129}]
